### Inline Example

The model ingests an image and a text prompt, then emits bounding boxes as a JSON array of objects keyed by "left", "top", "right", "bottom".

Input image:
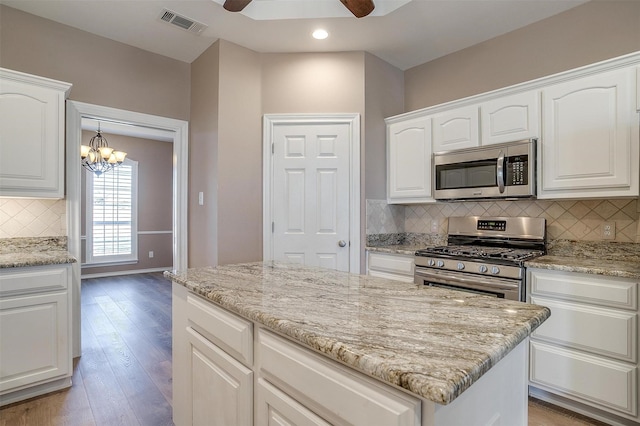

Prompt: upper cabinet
[
  {"left": 432, "top": 105, "right": 479, "bottom": 152},
  {"left": 539, "top": 67, "right": 638, "bottom": 199},
  {"left": 480, "top": 91, "right": 540, "bottom": 145},
  {"left": 387, "top": 116, "right": 433, "bottom": 204},
  {"left": 0, "top": 68, "right": 72, "bottom": 199}
]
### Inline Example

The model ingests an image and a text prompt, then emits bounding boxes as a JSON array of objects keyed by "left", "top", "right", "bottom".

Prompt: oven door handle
[
  {"left": 496, "top": 150, "right": 506, "bottom": 193},
  {"left": 415, "top": 267, "right": 519, "bottom": 290}
]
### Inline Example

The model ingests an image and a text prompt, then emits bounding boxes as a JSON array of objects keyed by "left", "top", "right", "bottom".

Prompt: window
[{"left": 86, "top": 158, "right": 138, "bottom": 265}]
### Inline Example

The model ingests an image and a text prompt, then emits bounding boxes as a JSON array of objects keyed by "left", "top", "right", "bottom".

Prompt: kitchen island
[{"left": 167, "top": 262, "right": 550, "bottom": 426}]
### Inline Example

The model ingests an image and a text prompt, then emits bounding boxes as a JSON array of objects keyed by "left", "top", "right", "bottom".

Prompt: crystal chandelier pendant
[{"left": 80, "top": 122, "right": 127, "bottom": 176}]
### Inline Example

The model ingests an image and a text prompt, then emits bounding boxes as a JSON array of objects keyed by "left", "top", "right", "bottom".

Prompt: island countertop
[{"left": 165, "top": 261, "right": 550, "bottom": 405}]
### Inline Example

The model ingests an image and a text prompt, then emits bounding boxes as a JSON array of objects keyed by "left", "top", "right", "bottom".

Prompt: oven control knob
[
  {"left": 428, "top": 259, "right": 435, "bottom": 267},
  {"left": 457, "top": 262, "right": 465, "bottom": 270},
  {"left": 491, "top": 266, "right": 500, "bottom": 275},
  {"left": 436, "top": 260, "right": 444, "bottom": 267},
  {"left": 479, "top": 265, "right": 488, "bottom": 273}
]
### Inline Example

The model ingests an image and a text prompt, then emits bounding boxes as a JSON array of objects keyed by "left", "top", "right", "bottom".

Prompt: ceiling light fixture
[
  {"left": 80, "top": 122, "right": 127, "bottom": 177},
  {"left": 312, "top": 29, "right": 329, "bottom": 40}
]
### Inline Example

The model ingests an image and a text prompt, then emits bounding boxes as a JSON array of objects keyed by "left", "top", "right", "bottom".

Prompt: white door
[{"left": 270, "top": 120, "right": 351, "bottom": 272}]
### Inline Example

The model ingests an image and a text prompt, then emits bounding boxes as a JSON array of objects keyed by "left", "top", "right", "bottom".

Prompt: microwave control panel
[{"left": 507, "top": 155, "right": 528, "bottom": 186}]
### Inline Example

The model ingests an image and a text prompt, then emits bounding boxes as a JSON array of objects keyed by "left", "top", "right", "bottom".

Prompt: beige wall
[
  {"left": 0, "top": 5, "right": 190, "bottom": 121},
  {"left": 261, "top": 52, "right": 365, "bottom": 113},
  {"left": 189, "top": 41, "right": 220, "bottom": 268},
  {"left": 217, "top": 41, "right": 262, "bottom": 265},
  {"left": 80, "top": 132, "right": 173, "bottom": 275},
  {"left": 363, "top": 53, "right": 404, "bottom": 270},
  {"left": 404, "top": 1, "right": 640, "bottom": 111}
]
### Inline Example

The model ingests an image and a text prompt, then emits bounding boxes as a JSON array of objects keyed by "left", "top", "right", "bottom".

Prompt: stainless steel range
[{"left": 414, "top": 216, "right": 546, "bottom": 301}]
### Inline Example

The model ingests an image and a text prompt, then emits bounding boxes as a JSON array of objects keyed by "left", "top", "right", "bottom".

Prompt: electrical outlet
[
  {"left": 601, "top": 222, "right": 615, "bottom": 240},
  {"left": 149, "top": 251, "right": 154, "bottom": 258},
  {"left": 430, "top": 220, "right": 439, "bottom": 233}
]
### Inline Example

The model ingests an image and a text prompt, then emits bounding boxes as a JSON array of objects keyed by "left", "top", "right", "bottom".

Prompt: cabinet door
[
  {"left": 0, "top": 71, "right": 69, "bottom": 198},
  {"left": 256, "top": 378, "right": 331, "bottom": 426},
  {"left": 531, "top": 295, "right": 637, "bottom": 362},
  {"left": 186, "top": 327, "right": 253, "bottom": 426},
  {"left": 530, "top": 341, "right": 637, "bottom": 418},
  {"left": 540, "top": 67, "right": 639, "bottom": 199},
  {"left": 432, "top": 105, "right": 479, "bottom": 152},
  {"left": 387, "top": 116, "right": 433, "bottom": 203},
  {"left": 367, "top": 252, "right": 415, "bottom": 283},
  {"left": 480, "top": 91, "right": 539, "bottom": 145},
  {"left": 0, "top": 291, "right": 70, "bottom": 393}
]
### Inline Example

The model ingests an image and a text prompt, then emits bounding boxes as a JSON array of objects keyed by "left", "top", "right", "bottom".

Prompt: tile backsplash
[
  {"left": 0, "top": 198, "right": 67, "bottom": 238},
  {"left": 367, "top": 198, "right": 640, "bottom": 243}
]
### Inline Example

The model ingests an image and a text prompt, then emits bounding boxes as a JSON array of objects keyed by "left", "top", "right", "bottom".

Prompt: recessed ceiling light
[{"left": 312, "top": 29, "right": 329, "bottom": 40}]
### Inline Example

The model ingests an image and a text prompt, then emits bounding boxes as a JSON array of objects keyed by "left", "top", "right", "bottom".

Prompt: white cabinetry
[
  {"left": 173, "top": 284, "right": 421, "bottom": 426},
  {"left": 172, "top": 286, "right": 253, "bottom": 426},
  {"left": 387, "top": 115, "right": 433, "bottom": 203},
  {"left": 257, "top": 329, "right": 421, "bottom": 426},
  {"left": 527, "top": 268, "right": 639, "bottom": 423},
  {"left": 539, "top": 67, "right": 639, "bottom": 199},
  {"left": 432, "top": 105, "right": 479, "bottom": 152},
  {"left": 0, "top": 264, "right": 72, "bottom": 406},
  {"left": 367, "top": 251, "right": 415, "bottom": 282},
  {"left": 0, "top": 68, "right": 72, "bottom": 198},
  {"left": 480, "top": 91, "right": 540, "bottom": 145}
]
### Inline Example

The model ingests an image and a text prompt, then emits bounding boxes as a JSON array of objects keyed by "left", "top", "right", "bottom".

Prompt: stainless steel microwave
[{"left": 433, "top": 139, "right": 536, "bottom": 200}]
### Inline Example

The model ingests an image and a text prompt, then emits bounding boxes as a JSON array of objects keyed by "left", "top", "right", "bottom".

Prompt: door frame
[
  {"left": 262, "top": 114, "right": 360, "bottom": 273},
  {"left": 66, "top": 100, "right": 189, "bottom": 356}
]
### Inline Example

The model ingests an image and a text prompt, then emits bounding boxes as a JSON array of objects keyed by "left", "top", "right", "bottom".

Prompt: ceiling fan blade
[
  {"left": 223, "top": 0, "right": 253, "bottom": 12},
  {"left": 340, "top": 0, "right": 375, "bottom": 18}
]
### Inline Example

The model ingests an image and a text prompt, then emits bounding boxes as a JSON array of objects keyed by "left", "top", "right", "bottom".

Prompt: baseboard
[
  {"left": 80, "top": 267, "right": 172, "bottom": 279},
  {"left": 528, "top": 386, "right": 639, "bottom": 426},
  {"left": 0, "top": 377, "right": 72, "bottom": 407}
]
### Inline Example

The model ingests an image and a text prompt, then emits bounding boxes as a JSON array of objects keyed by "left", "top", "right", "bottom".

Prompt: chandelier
[{"left": 80, "top": 123, "right": 127, "bottom": 177}]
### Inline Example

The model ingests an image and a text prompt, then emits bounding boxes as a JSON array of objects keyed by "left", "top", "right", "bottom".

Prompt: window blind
[{"left": 92, "top": 165, "right": 133, "bottom": 257}]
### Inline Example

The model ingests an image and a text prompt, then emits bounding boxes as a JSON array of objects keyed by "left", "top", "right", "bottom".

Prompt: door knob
[{"left": 338, "top": 240, "right": 347, "bottom": 247}]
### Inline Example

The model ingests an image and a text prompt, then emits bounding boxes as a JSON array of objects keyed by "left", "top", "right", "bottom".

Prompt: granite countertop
[
  {"left": 526, "top": 240, "right": 640, "bottom": 279},
  {"left": 366, "top": 244, "right": 426, "bottom": 255},
  {"left": 525, "top": 256, "right": 640, "bottom": 279},
  {"left": 166, "top": 261, "right": 550, "bottom": 405},
  {"left": 0, "top": 237, "right": 77, "bottom": 268}
]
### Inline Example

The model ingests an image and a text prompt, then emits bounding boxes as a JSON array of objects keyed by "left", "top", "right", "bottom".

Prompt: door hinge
[
  {"left": 272, "top": 222, "right": 275, "bottom": 233},
  {"left": 272, "top": 143, "right": 274, "bottom": 154}
]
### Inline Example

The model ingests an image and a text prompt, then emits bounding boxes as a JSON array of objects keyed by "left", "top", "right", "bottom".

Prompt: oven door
[{"left": 414, "top": 267, "right": 522, "bottom": 301}]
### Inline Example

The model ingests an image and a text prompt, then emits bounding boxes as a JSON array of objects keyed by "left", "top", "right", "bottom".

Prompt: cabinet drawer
[
  {"left": 258, "top": 329, "right": 420, "bottom": 426},
  {"left": 531, "top": 296, "right": 637, "bottom": 362},
  {"left": 530, "top": 341, "right": 637, "bottom": 417},
  {"left": 186, "top": 293, "right": 253, "bottom": 366},
  {"left": 528, "top": 269, "right": 638, "bottom": 310},
  {"left": 0, "top": 265, "right": 69, "bottom": 297},
  {"left": 368, "top": 253, "right": 414, "bottom": 276}
]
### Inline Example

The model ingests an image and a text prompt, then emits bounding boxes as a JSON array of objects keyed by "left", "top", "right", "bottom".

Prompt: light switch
[{"left": 198, "top": 192, "right": 204, "bottom": 206}]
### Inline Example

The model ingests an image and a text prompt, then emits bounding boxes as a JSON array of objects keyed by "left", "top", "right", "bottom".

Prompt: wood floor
[{"left": 0, "top": 272, "right": 607, "bottom": 426}]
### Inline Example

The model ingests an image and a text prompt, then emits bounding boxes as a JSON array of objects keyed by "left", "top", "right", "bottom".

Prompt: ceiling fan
[{"left": 223, "top": 0, "right": 375, "bottom": 18}]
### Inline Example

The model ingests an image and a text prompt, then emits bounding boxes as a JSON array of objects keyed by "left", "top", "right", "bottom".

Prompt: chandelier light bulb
[{"left": 80, "top": 122, "right": 128, "bottom": 176}]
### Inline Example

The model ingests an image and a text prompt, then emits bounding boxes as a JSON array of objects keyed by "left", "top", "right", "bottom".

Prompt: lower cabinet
[
  {"left": 527, "top": 268, "right": 639, "bottom": 423},
  {"left": 367, "top": 251, "right": 415, "bottom": 282},
  {"left": 186, "top": 328, "right": 253, "bottom": 426},
  {"left": 257, "top": 329, "right": 421, "bottom": 426},
  {"left": 0, "top": 264, "right": 72, "bottom": 406},
  {"left": 173, "top": 283, "right": 421, "bottom": 426},
  {"left": 173, "top": 284, "right": 253, "bottom": 426}
]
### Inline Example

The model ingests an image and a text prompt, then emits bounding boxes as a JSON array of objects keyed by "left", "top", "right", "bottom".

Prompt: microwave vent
[{"left": 158, "top": 8, "right": 207, "bottom": 35}]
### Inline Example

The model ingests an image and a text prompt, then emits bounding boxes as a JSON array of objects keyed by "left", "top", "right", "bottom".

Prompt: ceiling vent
[{"left": 158, "top": 9, "right": 207, "bottom": 35}]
